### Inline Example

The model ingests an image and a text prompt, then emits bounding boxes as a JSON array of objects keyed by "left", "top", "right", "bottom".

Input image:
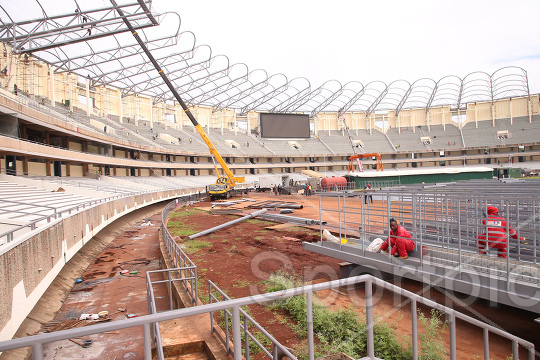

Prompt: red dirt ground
[{"left": 169, "top": 192, "right": 537, "bottom": 360}]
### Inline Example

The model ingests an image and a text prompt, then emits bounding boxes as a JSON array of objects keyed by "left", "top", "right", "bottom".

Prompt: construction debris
[
  {"left": 258, "top": 213, "right": 326, "bottom": 226},
  {"left": 187, "top": 209, "right": 268, "bottom": 240},
  {"left": 211, "top": 208, "right": 243, "bottom": 215},
  {"left": 248, "top": 200, "right": 304, "bottom": 210}
]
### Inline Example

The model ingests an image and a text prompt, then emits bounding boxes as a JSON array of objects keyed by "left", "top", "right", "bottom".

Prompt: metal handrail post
[
  {"left": 411, "top": 299, "right": 418, "bottom": 360},
  {"left": 458, "top": 198, "right": 462, "bottom": 279},
  {"left": 483, "top": 328, "right": 489, "bottom": 360},
  {"left": 449, "top": 314, "right": 456, "bottom": 360},
  {"left": 343, "top": 195, "right": 347, "bottom": 239},
  {"left": 365, "top": 279, "right": 374, "bottom": 359},
  {"left": 193, "top": 267, "right": 198, "bottom": 306},
  {"left": 506, "top": 204, "right": 510, "bottom": 290},
  {"left": 244, "top": 315, "right": 250, "bottom": 360},
  {"left": 319, "top": 195, "right": 323, "bottom": 245},
  {"left": 232, "top": 306, "right": 242, "bottom": 360},
  {"left": 168, "top": 271, "right": 173, "bottom": 310},
  {"left": 338, "top": 195, "right": 342, "bottom": 251},
  {"left": 512, "top": 340, "right": 518, "bottom": 359},
  {"left": 32, "top": 343, "right": 44, "bottom": 360},
  {"left": 307, "top": 290, "right": 314, "bottom": 360},
  {"left": 143, "top": 323, "right": 152, "bottom": 360}
]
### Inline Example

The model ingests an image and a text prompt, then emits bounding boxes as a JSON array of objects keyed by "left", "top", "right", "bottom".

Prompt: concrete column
[
  {"left": 426, "top": 110, "right": 431, "bottom": 132},
  {"left": 475, "top": 103, "right": 478, "bottom": 128},
  {"left": 528, "top": 98, "right": 532, "bottom": 123},
  {"left": 491, "top": 102, "right": 495, "bottom": 126},
  {"left": 411, "top": 109, "right": 415, "bottom": 132},
  {"left": 7, "top": 52, "right": 16, "bottom": 91},
  {"left": 46, "top": 160, "right": 52, "bottom": 176},
  {"left": 22, "top": 157, "right": 28, "bottom": 175},
  {"left": 19, "top": 124, "right": 27, "bottom": 139},
  {"left": 175, "top": 103, "right": 181, "bottom": 131},
  {"left": 49, "top": 65, "right": 55, "bottom": 107},
  {"left": 510, "top": 98, "right": 513, "bottom": 125},
  {"left": 118, "top": 90, "right": 123, "bottom": 123},
  {"left": 327, "top": 115, "right": 330, "bottom": 136},
  {"left": 100, "top": 87, "right": 106, "bottom": 117},
  {"left": 205, "top": 107, "right": 210, "bottom": 134},
  {"left": 234, "top": 112, "right": 237, "bottom": 135},
  {"left": 134, "top": 95, "right": 139, "bottom": 126},
  {"left": 220, "top": 112, "right": 224, "bottom": 135},
  {"left": 442, "top": 107, "right": 446, "bottom": 131},
  {"left": 68, "top": 75, "right": 73, "bottom": 111},
  {"left": 149, "top": 101, "right": 154, "bottom": 128},
  {"left": 85, "top": 77, "right": 90, "bottom": 116},
  {"left": 30, "top": 58, "right": 35, "bottom": 100}
]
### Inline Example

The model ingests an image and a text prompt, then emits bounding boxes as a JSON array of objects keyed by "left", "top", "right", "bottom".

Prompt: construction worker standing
[{"left": 477, "top": 206, "right": 525, "bottom": 258}]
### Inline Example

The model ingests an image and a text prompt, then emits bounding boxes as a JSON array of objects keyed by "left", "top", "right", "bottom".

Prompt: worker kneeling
[
  {"left": 377, "top": 218, "right": 415, "bottom": 259},
  {"left": 477, "top": 206, "right": 525, "bottom": 258}
]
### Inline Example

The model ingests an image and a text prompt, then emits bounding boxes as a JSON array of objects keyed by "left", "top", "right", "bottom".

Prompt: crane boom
[{"left": 111, "top": 0, "right": 243, "bottom": 197}]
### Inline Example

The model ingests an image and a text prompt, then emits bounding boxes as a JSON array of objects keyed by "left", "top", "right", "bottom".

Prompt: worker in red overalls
[
  {"left": 477, "top": 206, "right": 525, "bottom": 258},
  {"left": 378, "top": 218, "right": 415, "bottom": 259}
]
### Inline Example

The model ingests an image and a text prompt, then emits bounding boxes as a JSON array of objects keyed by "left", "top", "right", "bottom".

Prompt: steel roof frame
[{"left": 0, "top": 1, "right": 531, "bottom": 117}]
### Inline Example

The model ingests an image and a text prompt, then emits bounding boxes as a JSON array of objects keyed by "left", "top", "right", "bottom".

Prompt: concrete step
[
  {"left": 162, "top": 340, "right": 206, "bottom": 358},
  {"left": 165, "top": 351, "right": 210, "bottom": 360}
]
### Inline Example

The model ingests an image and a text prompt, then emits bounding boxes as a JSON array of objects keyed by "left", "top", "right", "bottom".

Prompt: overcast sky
[{"left": 151, "top": 0, "right": 540, "bottom": 94}]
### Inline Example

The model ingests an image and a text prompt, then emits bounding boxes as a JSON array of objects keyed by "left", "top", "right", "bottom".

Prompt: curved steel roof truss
[{"left": 0, "top": 1, "right": 531, "bottom": 116}]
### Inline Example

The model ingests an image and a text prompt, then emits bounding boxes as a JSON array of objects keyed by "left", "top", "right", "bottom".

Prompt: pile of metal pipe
[{"left": 187, "top": 209, "right": 267, "bottom": 240}]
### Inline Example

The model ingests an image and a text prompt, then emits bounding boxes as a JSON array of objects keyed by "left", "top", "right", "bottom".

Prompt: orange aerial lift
[{"left": 348, "top": 153, "right": 384, "bottom": 173}]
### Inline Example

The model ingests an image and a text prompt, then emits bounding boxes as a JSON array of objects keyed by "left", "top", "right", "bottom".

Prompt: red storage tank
[{"left": 320, "top": 176, "right": 348, "bottom": 190}]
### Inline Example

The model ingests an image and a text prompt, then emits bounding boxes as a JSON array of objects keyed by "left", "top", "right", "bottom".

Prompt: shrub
[{"left": 264, "top": 271, "right": 446, "bottom": 360}]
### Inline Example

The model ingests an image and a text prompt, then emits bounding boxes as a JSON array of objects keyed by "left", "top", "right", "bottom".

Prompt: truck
[
  {"left": 117, "top": 7, "right": 244, "bottom": 201},
  {"left": 256, "top": 175, "right": 283, "bottom": 192}
]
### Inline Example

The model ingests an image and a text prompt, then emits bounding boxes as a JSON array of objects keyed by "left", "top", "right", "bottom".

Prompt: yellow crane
[{"left": 113, "top": 1, "right": 244, "bottom": 200}]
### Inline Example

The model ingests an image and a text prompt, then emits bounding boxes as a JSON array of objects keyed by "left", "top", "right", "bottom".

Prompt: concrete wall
[
  {"left": 0, "top": 115, "right": 18, "bottom": 136},
  {"left": 0, "top": 186, "right": 206, "bottom": 342}
]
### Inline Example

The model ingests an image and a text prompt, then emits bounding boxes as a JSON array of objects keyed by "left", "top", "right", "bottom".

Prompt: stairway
[{"left": 163, "top": 340, "right": 211, "bottom": 360}]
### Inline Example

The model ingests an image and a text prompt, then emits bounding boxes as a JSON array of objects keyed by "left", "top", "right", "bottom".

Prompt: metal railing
[
  {"left": 358, "top": 179, "right": 401, "bottom": 189},
  {"left": 0, "top": 275, "right": 534, "bottom": 360},
  {"left": 208, "top": 280, "right": 297, "bottom": 360},
  {"left": 315, "top": 180, "right": 540, "bottom": 311},
  {"left": 161, "top": 199, "right": 199, "bottom": 306},
  {"left": 145, "top": 270, "right": 166, "bottom": 360},
  {"left": 0, "top": 191, "right": 127, "bottom": 245},
  {"left": 146, "top": 266, "right": 198, "bottom": 360},
  {"left": 0, "top": 168, "right": 209, "bottom": 246}
]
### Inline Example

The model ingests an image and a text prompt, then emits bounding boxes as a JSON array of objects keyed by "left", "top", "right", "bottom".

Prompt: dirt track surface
[{"left": 171, "top": 192, "right": 538, "bottom": 360}]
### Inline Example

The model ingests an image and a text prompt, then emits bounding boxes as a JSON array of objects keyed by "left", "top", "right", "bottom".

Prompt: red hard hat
[{"left": 487, "top": 206, "right": 499, "bottom": 215}]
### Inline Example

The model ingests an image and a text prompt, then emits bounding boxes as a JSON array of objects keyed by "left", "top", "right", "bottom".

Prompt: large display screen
[{"left": 259, "top": 113, "right": 310, "bottom": 139}]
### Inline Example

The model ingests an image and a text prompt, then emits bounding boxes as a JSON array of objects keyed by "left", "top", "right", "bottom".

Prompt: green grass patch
[
  {"left": 167, "top": 208, "right": 212, "bottom": 237},
  {"left": 182, "top": 239, "right": 212, "bottom": 254},
  {"left": 232, "top": 279, "right": 251, "bottom": 288}
]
